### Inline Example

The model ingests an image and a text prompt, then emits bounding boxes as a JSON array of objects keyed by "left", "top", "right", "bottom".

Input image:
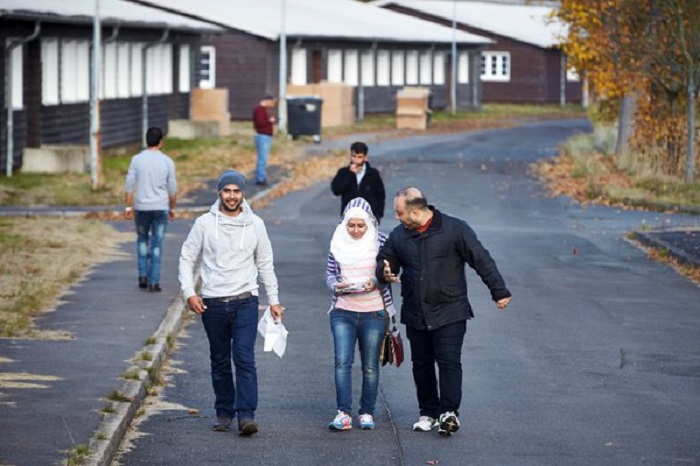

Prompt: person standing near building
[
  {"left": 331, "top": 141, "right": 386, "bottom": 224},
  {"left": 377, "top": 187, "right": 511, "bottom": 436},
  {"left": 252, "top": 95, "right": 276, "bottom": 186},
  {"left": 178, "top": 169, "right": 283, "bottom": 436},
  {"left": 124, "top": 126, "right": 177, "bottom": 292}
]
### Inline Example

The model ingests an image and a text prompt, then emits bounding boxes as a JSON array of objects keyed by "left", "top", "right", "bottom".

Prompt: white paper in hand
[{"left": 257, "top": 307, "right": 289, "bottom": 358}]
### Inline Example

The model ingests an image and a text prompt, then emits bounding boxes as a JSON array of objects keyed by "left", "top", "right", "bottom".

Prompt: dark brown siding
[{"left": 384, "top": 4, "right": 583, "bottom": 104}]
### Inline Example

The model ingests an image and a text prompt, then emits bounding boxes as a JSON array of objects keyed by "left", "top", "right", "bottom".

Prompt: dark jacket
[
  {"left": 376, "top": 207, "right": 511, "bottom": 331},
  {"left": 330, "top": 162, "right": 385, "bottom": 221}
]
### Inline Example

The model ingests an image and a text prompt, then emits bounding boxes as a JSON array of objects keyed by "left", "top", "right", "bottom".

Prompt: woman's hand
[{"left": 363, "top": 279, "right": 377, "bottom": 292}]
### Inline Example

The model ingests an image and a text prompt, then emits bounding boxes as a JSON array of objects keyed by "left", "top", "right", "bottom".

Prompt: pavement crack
[
  {"left": 619, "top": 348, "right": 626, "bottom": 370},
  {"left": 379, "top": 385, "right": 407, "bottom": 466}
]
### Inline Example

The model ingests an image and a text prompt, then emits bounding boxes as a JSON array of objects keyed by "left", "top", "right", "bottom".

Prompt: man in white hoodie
[{"left": 179, "top": 170, "right": 283, "bottom": 436}]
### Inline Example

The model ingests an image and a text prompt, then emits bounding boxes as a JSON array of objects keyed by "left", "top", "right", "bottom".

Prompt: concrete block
[
  {"left": 21, "top": 145, "right": 90, "bottom": 173},
  {"left": 168, "top": 119, "right": 223, "bottom": 140}
]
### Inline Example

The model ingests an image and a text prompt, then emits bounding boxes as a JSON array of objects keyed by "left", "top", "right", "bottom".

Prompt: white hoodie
[{"left": 178, "top": 198, "right": 279, "bottom": 304}]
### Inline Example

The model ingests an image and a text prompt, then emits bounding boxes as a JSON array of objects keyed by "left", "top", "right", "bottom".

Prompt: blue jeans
[
  {"left": 254, "top": 133, "right": 272, "bottom": 183},
  {"left": 201, "top": 296, "right": 259, "bottom": 421},
  {"left": 406, "top": 321, "right": 467, "bottom": 418},
  {"left": 330, "top": 308, "right": 386, "bottom": 415},
  {"left": 134, "top": 210, "right": 168, "bottom": 285}
]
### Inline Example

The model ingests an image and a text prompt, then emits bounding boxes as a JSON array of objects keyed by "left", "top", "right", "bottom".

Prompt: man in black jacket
[
  {"left": 377, "top": 186, "right": 511, "bottom": 437},
  {"left": 331, "top": 141, "right": 385, "bottom": 223}
]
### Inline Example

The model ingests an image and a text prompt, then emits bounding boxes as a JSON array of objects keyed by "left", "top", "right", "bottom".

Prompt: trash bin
[{"left": 286, "top": 96, "right": 323, "bottom": 143}]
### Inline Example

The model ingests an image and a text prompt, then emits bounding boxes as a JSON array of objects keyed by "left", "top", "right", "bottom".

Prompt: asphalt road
[{"left": 116, "top": 120, "right": 700, "bottom": 466}]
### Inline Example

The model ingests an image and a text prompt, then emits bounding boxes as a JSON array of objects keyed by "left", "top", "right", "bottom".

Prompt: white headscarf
[{"left": 330, "top": 206, "right": 378, "bottom": 266}]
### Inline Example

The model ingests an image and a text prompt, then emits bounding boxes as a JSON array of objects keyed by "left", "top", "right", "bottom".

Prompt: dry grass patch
[{"left": 0, "top": 217, "right": 129, "bottom": 337}]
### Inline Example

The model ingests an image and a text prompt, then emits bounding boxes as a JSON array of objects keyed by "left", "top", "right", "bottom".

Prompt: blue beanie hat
[{"left": 217, "top": 170, "right": 246, "bottom": 192}]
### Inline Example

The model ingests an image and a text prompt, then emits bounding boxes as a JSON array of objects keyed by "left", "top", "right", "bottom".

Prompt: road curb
[
  {"left": 85, "top": 298, "right": 188, "bottom": 466},
  {"left": 633, "top": 231, "right": 700, "bottom": 268}
]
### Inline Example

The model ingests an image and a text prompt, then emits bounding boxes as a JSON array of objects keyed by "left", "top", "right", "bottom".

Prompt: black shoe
[
  {"left": 148, "top": 284, "right": 162, "bottom": 292},
  {"left": 254, "top": 180, "right": 267, "bottom": 186},
  {"left": 238, "top": 419, "right": 258, "bottom": 436},
  {"left": 138, "top": 276, "right": 148, "bottom": 289},
  {"left": 211, "top": 417, "right": 232, "bottom": 432}
]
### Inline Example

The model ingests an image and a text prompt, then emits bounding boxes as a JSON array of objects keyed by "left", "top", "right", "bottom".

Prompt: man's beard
[{"left": 221, "top": 198, "right": 242, "bottom": 213}]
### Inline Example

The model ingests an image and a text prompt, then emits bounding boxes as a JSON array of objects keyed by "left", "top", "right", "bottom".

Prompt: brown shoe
[{"left": 238, "top": 419, "right": 258, "bottom": 436}]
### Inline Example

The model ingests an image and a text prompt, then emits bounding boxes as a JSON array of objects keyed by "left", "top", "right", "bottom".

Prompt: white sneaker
[
  {"left": 358, "top": 413, "right": 375, "bottom": 430},
  {"left": 328, "top": 410, "right": 352, "bottom": 430},
  {"left": 438, "top": 411, "right": 460, "bottom": 436},
  {"left": 412, "top": 416, "right": 438, "bottom": 432}
]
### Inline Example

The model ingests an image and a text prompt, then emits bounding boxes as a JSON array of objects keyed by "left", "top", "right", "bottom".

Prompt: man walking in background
[
  {"left": 377, "top": 187, "right": 511, "bottom": 436},
  {"left": 252, "top": 95, "right": 276, "bottom": 186},
  {"left": 331, "top": 141, "right": 386, "bottom": 223},
  {"left": 179, "top": 170, "right": 284, "bottom": 436},
  {"left": 124, "top": 126, "right": 177, "bottom": 292}
]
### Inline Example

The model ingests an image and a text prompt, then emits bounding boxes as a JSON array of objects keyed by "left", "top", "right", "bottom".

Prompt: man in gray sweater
[{"left": 124, "top": 127, "right": 177, "bottom": 292}]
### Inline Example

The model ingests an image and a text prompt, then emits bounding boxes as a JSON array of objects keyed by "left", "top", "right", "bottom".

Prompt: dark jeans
[
  {"left": 134, "top": 210, "right": 168, "bottom": 285},
  {"left": 406, "top": 321, "right": 467, "bottom": 418},
  {"left": 201, "top": 296, "right": 259, "bottom": 421}
]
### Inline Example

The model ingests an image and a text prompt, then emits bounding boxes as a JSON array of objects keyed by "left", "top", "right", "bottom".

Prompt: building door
[{"left": 311, "top": 49, "right": 322, "bottom": 83}]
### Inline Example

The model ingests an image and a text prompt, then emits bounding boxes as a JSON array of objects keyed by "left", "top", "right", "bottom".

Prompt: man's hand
[
  {"left": 383, "top": 260, "right": 400, "bottom": 283},
  {"left": 187, "top": 295, "right": 207, "bottom": 314},
  {"left": 349, "top": 162, "right": 360, "bottom": 174},
  {"left": 270, "top": 303, "right": 284, "bottom": 322},
  {"left": 169, "top": 209, "right": 175, "bottom": 220},
  {"left": 124, "top": 208, "right": 133, "bottom": 220},
  {"left": 496, "top": 297, "right": 511, "bottom": 311}
]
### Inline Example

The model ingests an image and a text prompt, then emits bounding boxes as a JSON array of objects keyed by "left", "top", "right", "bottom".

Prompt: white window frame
[
  {"left": 458, "top": 51, "right": 469, "bottom": 84},
  {"left": 9, "top": 43, "right": 23, "bottom": 109},
  {"left": 103, "top": 42, "right": 118, "bottom": 99},
  {"left": 117, "top": 43, "right": 131, "bottom": 98},
  {"left": 60, "top": 40, "right": 90, "bottom": 103},
  {"left": 360, "top": 49, "right": 375, "bottom": 86},
  {"left": 344, "top": 50, "right": 358, "bottom": 86},
  {"left": 391, "top": 50, "right": 404, "bottom": 86},
  {"left": 405, "top": 50, "right": 419, "bottom": 85},
  {"left": 481, "top": 51, "right": 511, "bottom": 82},
  {"left": 419, "top": 50, "right": 432, "bottom": 85},
  {"left": 130, "top": 43, "right": 144, "bottom": 97},
  {"left": 179, "top": 44, "right": 191, "bottom": 93},
  {"left": 41, "top": 39, "right": 60, "bottom": 105},
  {"left": 327, "top": 49, "right": 342, "bottom": 83},
  {"left": 376, "top": 50, "right": 390, "bottom": 86},
  {"left": 433, "top": 52, "right": 445, "bottom": 85},
  {"left": 290, "top": 47, "right": 307, "bottom": 85},
  {"left": 199, "top": 45, "right": 216, "bottom": 89}
]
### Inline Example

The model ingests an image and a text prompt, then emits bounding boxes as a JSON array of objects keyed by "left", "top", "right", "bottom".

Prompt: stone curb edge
[
  {"left": 633, "top": 231, "right": 700, "bottom": 269},
  {"left": 84, "top": 297, "right": 188, "bottom": 466}
]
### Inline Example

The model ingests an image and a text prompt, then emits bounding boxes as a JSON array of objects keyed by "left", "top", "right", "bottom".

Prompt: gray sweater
[{"left": 124, "top": 149, "right": 177, "bottom": 211}]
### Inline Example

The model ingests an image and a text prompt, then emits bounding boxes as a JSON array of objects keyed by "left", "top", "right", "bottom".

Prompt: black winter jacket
[
  {"left": 330, "top": 162, "right": 385, "bottom": 221},
  {"left": 377, "top": 207, "right": 511, "bottom": 331}
]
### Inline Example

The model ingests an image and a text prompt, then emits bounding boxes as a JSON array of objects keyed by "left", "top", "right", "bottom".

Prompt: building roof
[
  {"left": 373, "top": 0, "right": 566, "bottom": 48},
  {"left": 129, "top": 0, "right": 493, "bottom": 45},
  {"left": 0, "top": 0, "right": 222, "bottom": 32}
]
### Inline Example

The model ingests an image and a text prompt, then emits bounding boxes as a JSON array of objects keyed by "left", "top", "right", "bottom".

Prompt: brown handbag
[{"left": 379, "top": 314, "right": 404, "bottom": 368}]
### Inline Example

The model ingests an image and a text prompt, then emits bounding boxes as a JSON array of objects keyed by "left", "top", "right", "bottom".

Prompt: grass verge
[{"left": 0, "top": 217, "right": 129, "bottom": 337}]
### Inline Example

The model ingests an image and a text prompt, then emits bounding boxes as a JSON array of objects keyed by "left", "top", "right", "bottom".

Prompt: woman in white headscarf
[{"left": 325, "top": 197, "right": 396, "bottom": 431}]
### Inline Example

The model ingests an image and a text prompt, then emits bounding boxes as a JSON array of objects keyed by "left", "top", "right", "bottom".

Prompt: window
[
  {"left": 433, "top": 52, "right": 445, "bottom": 85},
  {"left": 391, "top": 51, "right": 404, "bottom": 86},
  {"left": 290, "top": 47, "right": 307, "bottom": 85},
  {"left": 199, "top": 45, "right": 216, "bottom": 89},
  {"left": 61, "top": 40, "right": 90, "bottom": 103},
  {"left": 566, "top": 66, "right": 580, "bottom": 82},
  {"left": 8, "top": 43, "right": 23, "bottom": 109},
  {"left": 327, "top": 49, "right": 342, "bottom": 83},
  {"left": 361, "top": 49, "right": 375, "bottom": 86},
  {"left": 344, "top": 50, "right": 358, "bottom": 86},
  {"left": 117, "top": 43, "right": 131, "bottom": 98},
  {"left": 406, "top": 51, "right": 418, "bottom": 85},
  {"left": 419, "top": 51, "right": 432, "bottom": 85},
  {"left": 131, "top": 43, "right": 143, "bottom": 96},
  {"left": 458, "top": 51, "right": 469, "bottom": 84},
  {"left": 41, "top": 39, "right": 60, "bottom": 105},
  {"left": 103, "top": 43, "right": 118, "bottom": 99},
  {"left": 179, "top": 45, "right": 191, "bottom": 92},
  {"left": 376, "top": 50, "right": 390, "bottom": 86},
  {"left": 481, "top": 51, "right": 510, "bottom": 81}
]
